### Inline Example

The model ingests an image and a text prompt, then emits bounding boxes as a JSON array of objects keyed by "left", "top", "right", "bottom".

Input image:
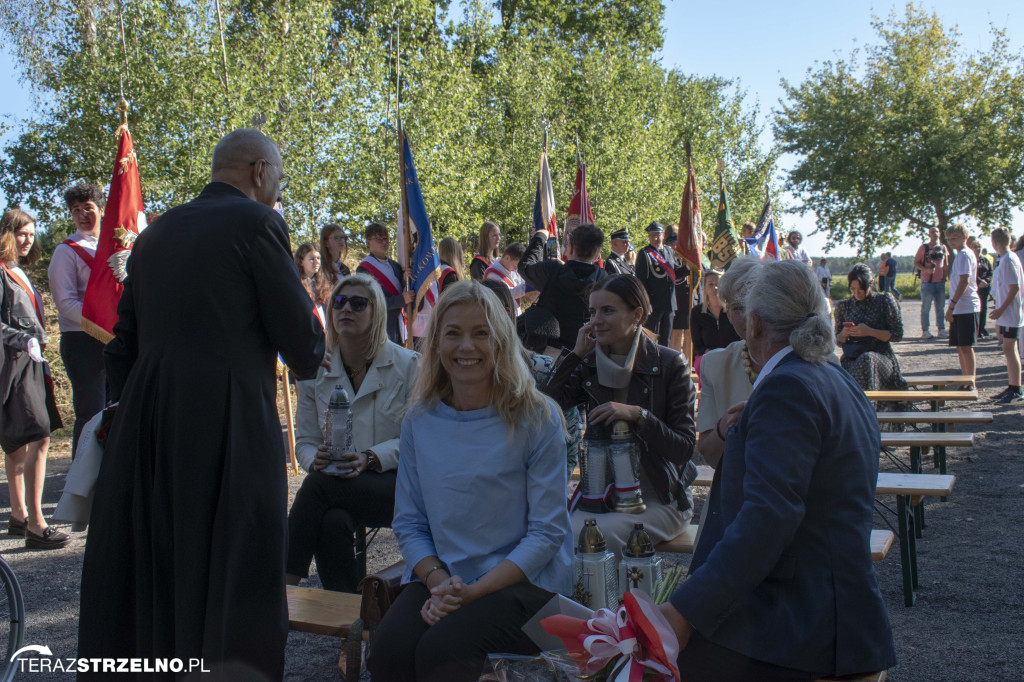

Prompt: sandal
[
  {"left": 7, "top": 516, "right": 26, "bottom": 537},
  {"left": 25, "top": 526, "right": 70, "bottom": 550}
]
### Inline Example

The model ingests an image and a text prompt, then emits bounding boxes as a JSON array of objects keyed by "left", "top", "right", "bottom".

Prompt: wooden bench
[
  {"left": 880, "top": 431, "right": 973, "bottom": 477},
  {"left": 904, "top": 374, "right": 973, "bottom": 389},
  {"left": 655, "top": 526, "right": 894, "bottom": 562},
  {"left": 287, "top": 586, "right": 365, "bottom": 677},
  {"left": 684, "top": 465, "right": 954, "bottom": 607},
  {"left": 865, "top": 389, "right": 978, "bottom": 411},
  {"left": 876, "top": 410, "right": 993, "bottom": 426}
]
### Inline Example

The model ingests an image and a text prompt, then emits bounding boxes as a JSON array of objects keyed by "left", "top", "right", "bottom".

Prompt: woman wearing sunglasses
[{"left": 286, "top": 273, "right": 420, "bottom": 592}]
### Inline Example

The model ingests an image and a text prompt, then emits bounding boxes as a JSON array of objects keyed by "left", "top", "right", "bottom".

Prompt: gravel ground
[{"left": 1, "top": 300, "right": 1021, "bottom": 681}]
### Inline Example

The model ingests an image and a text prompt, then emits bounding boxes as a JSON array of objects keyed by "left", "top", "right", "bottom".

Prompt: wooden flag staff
[
  {"left": 396, "top": 22, "right": 415, "bottom": 350},
  {"left": 281, "top": 366, "right": 299, "bottom": 475}
]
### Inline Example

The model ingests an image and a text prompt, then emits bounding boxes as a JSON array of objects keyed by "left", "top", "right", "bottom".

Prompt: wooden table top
[
  {"left": 692, "top": 467, "right": 957, "bottom": 497},
  {"left": 865, "top": 389, "right": 978, "bottom": 402},
  {"left": 876, "top": 411, "right": 993, "bottom": 424},
  {"left": 905, "top": 375, "right": 974, "bottom": 387},
  {"left": 880, "top": 432, "right": 975, "bottom": 447}
]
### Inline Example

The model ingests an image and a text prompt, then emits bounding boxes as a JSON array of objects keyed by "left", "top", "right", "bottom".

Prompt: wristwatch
[{"left": 364, "top": 451, "right": 382, "bottom": 472}]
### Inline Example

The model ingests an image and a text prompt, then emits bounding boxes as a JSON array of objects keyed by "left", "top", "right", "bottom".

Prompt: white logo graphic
[{"left": 10, "top": 644, "right": 52, "bottom": 661}]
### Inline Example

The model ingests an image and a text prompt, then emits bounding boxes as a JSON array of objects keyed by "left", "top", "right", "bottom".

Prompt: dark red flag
[{"left": 81, "top": 127, "right": 145, "bottom": 342}]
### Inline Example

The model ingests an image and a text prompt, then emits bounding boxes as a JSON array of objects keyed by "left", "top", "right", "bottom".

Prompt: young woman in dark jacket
[
  {"left": 542, "top": 274, "right": 697, "bottom": 555},
  {"left": 0, "top": 208, "right": 67, "bottom": 549}
]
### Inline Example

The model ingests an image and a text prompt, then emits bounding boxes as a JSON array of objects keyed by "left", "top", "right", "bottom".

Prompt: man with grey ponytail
[{"left": 660, "top": 260, "right": 896, "bottom": 680}]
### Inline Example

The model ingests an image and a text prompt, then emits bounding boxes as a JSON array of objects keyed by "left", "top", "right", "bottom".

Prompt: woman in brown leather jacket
[{"left": 542, "top": 274, "right": 697, "bottom": 554}]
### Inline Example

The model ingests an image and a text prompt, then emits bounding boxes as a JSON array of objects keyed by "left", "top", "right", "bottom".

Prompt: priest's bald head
[{"left": 211, "top": 128, "right": 285, "bottom": 208}]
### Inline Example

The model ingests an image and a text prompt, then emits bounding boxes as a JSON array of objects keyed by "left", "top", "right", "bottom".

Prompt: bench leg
[
  {"left": 896, "top": 495, "right": 918, "bottom": 607},
  {"left": 909, "top": 447, "right": 925, "bottom": 536},
  {"left": 355, "top": 527, "right": 368, "bottom": 581}
]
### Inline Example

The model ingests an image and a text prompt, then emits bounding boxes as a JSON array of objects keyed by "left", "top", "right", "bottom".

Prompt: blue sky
[{"left": 2, "top": 0, "right": 1022, "bottom": 256}]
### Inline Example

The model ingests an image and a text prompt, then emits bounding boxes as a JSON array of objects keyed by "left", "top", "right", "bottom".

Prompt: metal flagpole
[
  {"left": 685, "top": 141, "right": 696, "bottom": 370},
  {"left": 397, "top": 22, "right": 414, "bottom": 350}
]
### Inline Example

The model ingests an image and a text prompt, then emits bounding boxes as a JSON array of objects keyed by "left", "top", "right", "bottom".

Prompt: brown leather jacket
[{"left": 542, "top": 335, "right": 698, "bottom": 510}]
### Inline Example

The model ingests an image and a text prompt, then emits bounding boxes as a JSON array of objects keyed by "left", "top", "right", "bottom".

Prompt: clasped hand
[
  {"left": 841, "top": 323, "right": 873, "bottom": 340},
  {"left": 312, "top": 444, "right": 366, "bottom": 477},
  {"left": 421, "top": 575, "right": 465, "bottom": 626}
]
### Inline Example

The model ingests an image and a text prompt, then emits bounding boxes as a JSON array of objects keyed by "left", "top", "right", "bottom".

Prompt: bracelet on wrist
[
  {"left": 716, "top": 420, "right": 726, "bottom": 441},
  {"left": 422, "top": 564, "right": 446, "bottom": 583}
]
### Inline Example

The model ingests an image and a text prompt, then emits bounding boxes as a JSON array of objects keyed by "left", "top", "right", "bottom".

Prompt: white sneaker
[
  {"left": 922, "top": 331, "right": 934, "bottom": 339},
  {"left": 938, "top": 329, "right": 949, "bottom": 338}
]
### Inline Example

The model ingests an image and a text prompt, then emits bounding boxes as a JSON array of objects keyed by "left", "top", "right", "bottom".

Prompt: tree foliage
[
  {"left": 1, "top": 0, "right": 777, "bottom": 252},
  {"left": 775, "top": 3, "right": 1024, "bottom": 255}
]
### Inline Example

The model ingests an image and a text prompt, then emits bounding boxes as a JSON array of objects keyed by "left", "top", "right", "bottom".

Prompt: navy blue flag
[{"left": 400, "top": 133, "right": 442, "bottom": 307}]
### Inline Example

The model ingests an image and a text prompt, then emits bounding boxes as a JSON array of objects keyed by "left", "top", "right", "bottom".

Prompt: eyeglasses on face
[{"left": 332, "top": 295, "right": 370, "bottom": 312}]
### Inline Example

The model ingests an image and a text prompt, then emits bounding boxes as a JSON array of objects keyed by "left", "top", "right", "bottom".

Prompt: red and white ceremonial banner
[
  {"left": 81, "top": 126, "right": 146, "bottom": 343},
  {"left": 564, "top": 163, "right": 593, "bottom": 241}
]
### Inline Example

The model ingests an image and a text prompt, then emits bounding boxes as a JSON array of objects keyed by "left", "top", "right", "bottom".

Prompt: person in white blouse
[
  {"left": 48, "top": 183, "right": 106, "bottom": 458},
  {"left": 286, "top": 273, "right": 419, "bottom": 592}
]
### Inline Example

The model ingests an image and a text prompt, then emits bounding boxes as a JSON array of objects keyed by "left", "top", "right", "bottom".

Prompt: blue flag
[
  {"left": 401, "top": 133, "right": 442, "bottom": 307},
  {"left": 747, "top": 195, "right": 779, "bottom": 260}
]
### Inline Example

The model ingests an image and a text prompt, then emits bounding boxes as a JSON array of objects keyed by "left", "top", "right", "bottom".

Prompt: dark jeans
[
  {"left": 644, "top": 310, "right": 674, "bottom": 346},
  {"left": 286, "top": 469, "right": 396, "bottom": 592},
  {"left": 59, "top": 331, "right": 107, "bottom": 459},
  {"left": 369, "top": 580, "right": 551, "bottom": 682},
  {"left": 677, "top": 631, "right": 824, "bottom": 682},
  {"left": 978, "top": 287, "right": 991, "bottom": 335}
]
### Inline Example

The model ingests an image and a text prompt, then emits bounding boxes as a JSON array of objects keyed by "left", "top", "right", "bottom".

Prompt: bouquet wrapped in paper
[{"left": 541, "top": 590, "right": 680, "bottom": 682}]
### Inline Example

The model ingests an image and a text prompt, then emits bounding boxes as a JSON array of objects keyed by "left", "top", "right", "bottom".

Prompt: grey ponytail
[{"left": 746, "top": 260, "right": 835, "bottom": 363}]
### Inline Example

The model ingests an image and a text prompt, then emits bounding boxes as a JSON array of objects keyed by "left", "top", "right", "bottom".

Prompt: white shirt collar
[{"left": 752, "top": 345, "right": 794, "bottom": 391}]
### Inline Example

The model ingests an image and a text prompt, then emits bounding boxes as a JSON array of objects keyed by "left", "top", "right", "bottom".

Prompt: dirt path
[{"left": 1, "top": 300, "right": 1020, "bottom": 680}]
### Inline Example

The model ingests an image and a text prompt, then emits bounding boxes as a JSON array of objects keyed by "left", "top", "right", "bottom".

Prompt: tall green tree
[
  {"left": 1, "top": 0, "right": 776, "bottom": 254},
  {"left": 775, "top": 4, "right": 1024, "bottom": 254}
]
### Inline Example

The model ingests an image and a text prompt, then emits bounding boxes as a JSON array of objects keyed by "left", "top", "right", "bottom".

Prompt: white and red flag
[{"left": 81, "top": 125, "right": 146, "bottom": 343}]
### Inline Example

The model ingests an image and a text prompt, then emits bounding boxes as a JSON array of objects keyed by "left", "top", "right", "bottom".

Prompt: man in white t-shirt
[
  {"left": 988, "top": 227, "right": 1023, "bottom": 404},
  {"left": 943, "top": 224, "right": 980, "bottom": 383},
  {"left": 815, "top": 258, "right": 832, "bottom": 299}
]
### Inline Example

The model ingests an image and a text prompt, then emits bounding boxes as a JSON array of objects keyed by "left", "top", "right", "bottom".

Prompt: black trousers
[
  {"left": 644, "top": 310, "right": 674, "bottom": 346},
  {"left": 286, "top": 469, "right": 396, "bottom": 592},
  {"left": 369, "top": 580, "right": 552, "bottom": 682},
  {"left": 59, "top": 331, "right": 106, "bottom": 458},
  {"left": 677, "top": 631, "right": 824, "bottom": 682},
  {"left": 978, "top": 287, "right": 991, "bottom": 335}
]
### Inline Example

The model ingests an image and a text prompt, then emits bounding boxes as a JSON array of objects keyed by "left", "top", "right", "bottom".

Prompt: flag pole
[
  {"left": 685, "top": 140, "right": 696, "bottom": 370},
  {"left": 282, "top": 367, "right": 298, "bottom": 474},
  {"left": 397, "top": 22, "right": 414, "bottom": 350}
]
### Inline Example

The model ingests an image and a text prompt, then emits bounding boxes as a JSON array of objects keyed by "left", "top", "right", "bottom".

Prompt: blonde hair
[
  {"left": 438, "top": 236, "right": 465, "bottom": 281},
  {"left": 945, "top": 223, "right": 967, "bottom": 239},
  {"left": 411, "top": 280, "right": 552, "bottom": 431},
  {"left": 700, "top": 268, "right": 725, "bottom": 312},
  {"left": 325, "top": 273, "right": 388, "bottom": 356}
]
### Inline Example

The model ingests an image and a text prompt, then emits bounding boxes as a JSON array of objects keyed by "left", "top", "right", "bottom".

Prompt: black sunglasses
[{"left": 332, "top": 295, "right": 370, "bottom": 312}]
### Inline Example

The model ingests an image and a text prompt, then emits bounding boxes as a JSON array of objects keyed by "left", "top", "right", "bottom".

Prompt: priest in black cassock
[{"left": 77, "top": 129, "right": 325, "bottom": 680}]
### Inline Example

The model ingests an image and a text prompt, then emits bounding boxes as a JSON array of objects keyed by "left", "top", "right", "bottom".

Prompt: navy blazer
[{"left": 671, "top": 351, "right": 897, "bottom": 676}]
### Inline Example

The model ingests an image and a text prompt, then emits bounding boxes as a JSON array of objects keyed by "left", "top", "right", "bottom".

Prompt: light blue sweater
[{"left": 394, "top": 399, "right": 573, "bottom": 596}]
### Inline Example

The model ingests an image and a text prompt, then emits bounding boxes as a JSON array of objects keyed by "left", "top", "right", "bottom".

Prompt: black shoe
[
  {"left": 25, "top": 526, "right": 70, "bottom": 550},
  {"left": 7, "top": 516, "right": 26, "bottom": 537},
  {"left": 991, "top": 387, "right": 1011, "bottom": 401}
]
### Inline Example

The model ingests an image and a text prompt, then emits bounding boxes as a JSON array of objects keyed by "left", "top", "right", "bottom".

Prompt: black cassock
[{"left": 78, "top": 183, "right": 325, "bottom": 680}]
